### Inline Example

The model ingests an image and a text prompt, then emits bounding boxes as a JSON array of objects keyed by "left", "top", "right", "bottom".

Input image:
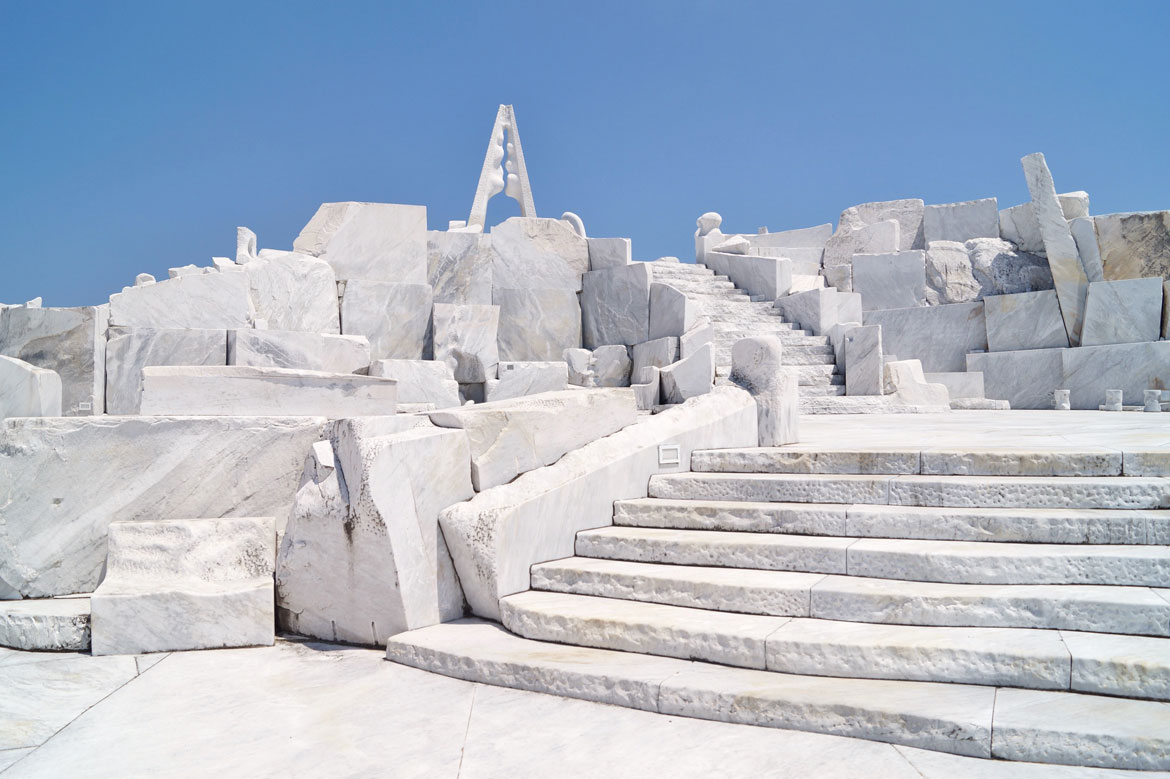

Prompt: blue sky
[{"left": 2, "top": 0, "right": 1168, "bottom": 307}]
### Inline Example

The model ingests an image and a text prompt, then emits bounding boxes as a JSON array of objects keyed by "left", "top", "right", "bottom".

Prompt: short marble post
[
  {"left": 1144, "top": 389, "right": 1162, "bottom": 413},
  {"left": 730, "top": 336, "right": 798, "bottom": 446},
  {"left": 1104, "top": 389, "right": 1123, "bottom": 412},
  {"left": 1054, "top": 389, "right": 1071, "bottom": 410}
]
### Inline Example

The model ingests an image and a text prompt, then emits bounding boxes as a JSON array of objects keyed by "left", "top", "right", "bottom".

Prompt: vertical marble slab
[
  {"left": 1080, "top": 277, "right": 1164, "bottom": 346},
  {"left": 844, "top": 325, "right": 883, "bottom": 396}
]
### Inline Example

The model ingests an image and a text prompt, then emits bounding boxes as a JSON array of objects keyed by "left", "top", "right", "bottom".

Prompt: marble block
[
  {"left": 276, "top": 425, "right": 472, "bottom": 645},
  {"left": 593, "top": 345, "right": 632, "bottom": 387},
  {"left": 293, "top": 202, "right": 427, "bottom": 283},
  {"left": 341, "top": 280, "right": 433, "bottom": 361},
  {"left": 106, "top": 328, "right": 227, "bottom": 414},
  {"left": 882, "top": 359, "right": 950, "bottom": 406},
  {"left": 494, "top": 288, "right": 582, "bottom": 361},
  {"left": 369, "top": 359, "right": 460, "bottom": 408},
  {"left": 749, "top": 223, "right": 833, "bottom": 249},
  {"left": 1164, "top": 281, "right": 1170, "bottom": 339},
  {"left": 852, "top": 251, "right": 927, "bottom": 311},
  {"left": 923, "top": 371, "right": 984, "bottom": 399},
  {"left": 243, "top": 252, "right": 340, "bottom": 333},
  {"left": 0, "top": 415, "right": 324, "bottom": 597},
  {"left": 730, "top": 337, "right": 798, "bottom": 446},
  {"left": 1059, "top": 191, "right": 1091, "bottom": 219},
  {"left": 582, "top": 263, "right": 652, "bottom": 348},
  {"left": 649, "top": 283, "right": 696, "bottom": 340},
  {"left": 1022, "top": 153, "right": 1089, "bottom": 346},
  {"left": 485, "top": 361, "right": 568, "bottom": 402},
  {"left": 138, "top": 366, "right": 397, "bottom": 416},
  {"left": 433, "top": 304, "right": 499, "bottom": 383},
  {"left": 428, "top": 388, "right": 636, "bottom": 491},
  {"left": 0, "top": 355, "right": 61, "bottom": 419},
  {"left": 1080, "top": 277, "right": 1164, "bottom": 346},
  {"left": 1104, "top": 389, "right": 1124, "bottom": 412},
  {"left": 660, "top": 343, "right": 715, "bottom": 404},
  {"left": 1093, "top": 210, "right": 1170, "bottom": 282},
  {"left": 844, "top": 325, "right": 883, "bottom": 396},
  {"left": 864, "top": 302, "right": 986, "bottom": 373},
  {"left": 1069, "top": 217, "right": 1105, "bottom": 283},
  {"left": 587, "top": 237, "right": 632, "bottom": 270},
  {"left": 1062, "top": 340, "right": 1170, "bottom": 408},
  {"left": 773, "top": 288, "right": 839, "bottom": 336},
  {"left": 712, "top": 253, "right": 792, "bottom": 300},
  {"left": 427, "top": 231, "right": 492, "bottom": 305},
  {"left": 109, "top": 271, "right": 253, "bottom": 330},
  {"left": 838, "top": 199, "right": 925, "bottom": 251},
  {"left": 823, "top": 265, "right": 852, "bottom": 292},
  {"left": 680, "top": 320, "right": 714, "bottom": 360},
  {"left": 0, "top": 305, "right": 107, "bottom": 415},
  {"left": 964, "top": 238, "right": 1054, "bottom": 297},
  {"left": 631, "top": 337, "right": 679, "bottom": 385},
  {"left": 490, "top": 217, "right": 590, "bottom": 291},
  {"left": 90, "top": 516, "right": 275, "bottom": 656},
  {"left": 822, "top": 219, "right": 901, "bottom": 268},
  {"left": 924, "top": 242, "right": 980, "bottom": 305},
  {"left": 923, "top": 198, "right": 999, "bottom": 244},
  {"left": 563, "top": 348, "right": 593, "bottom": 387},
  {"left": 998, "top": 202, "right": 1045, "bottom": 254},
  {"left": 967, "top": 348, "right": 1067, "bottom": 410},
  {"left": 228, "top": 329, "right": 370, "bottom": 374},
  {"left": 983, "top": 291, "right": 1070, "bottom": 352}
]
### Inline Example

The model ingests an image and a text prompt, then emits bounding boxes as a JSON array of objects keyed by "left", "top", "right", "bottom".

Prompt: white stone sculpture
[
  {"left": 560, "top": 211, "right": 586, "bottom": 238},
  {"left": 468, "top": 104, "right": 536, "bottom": 229},
  {"left": 729, "top": 337, "right": 799, "bottom": 446}
]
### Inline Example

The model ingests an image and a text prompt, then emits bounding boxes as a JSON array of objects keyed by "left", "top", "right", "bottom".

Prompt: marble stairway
[{"left": 389, "top": 446, "right": 1170, "bottom": 771}]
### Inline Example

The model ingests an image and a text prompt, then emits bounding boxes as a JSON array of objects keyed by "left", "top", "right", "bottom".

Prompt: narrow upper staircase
[{"left": 389, "top": 445, "right": 1170, "bottom": 771}]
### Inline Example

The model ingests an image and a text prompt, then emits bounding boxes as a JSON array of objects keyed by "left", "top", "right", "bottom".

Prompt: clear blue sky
[{"left": 2, "top": 1, "right": 1168, "bottom": 307}]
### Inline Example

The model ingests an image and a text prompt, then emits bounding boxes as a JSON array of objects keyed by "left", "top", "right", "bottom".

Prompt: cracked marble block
[
  {"left": 90, "top": 516, "right": 276, "bottom": 655},
  {"left": 106, "top": 328, "right": 227, "bottom": 414},
  {"left": 294, "top": 202, "right": 427, "bottom": 283},
  {"left": 494, "top": 287, "right": 582, "bottom": 362},
  {"left": 427, "top": 231, "right": 492, "bottom": 304},
  {"left": 341, "top": 280, "right": 433, "bottom": 361},
  {"left": 0, "top": 304, "right": 108, "bottom": 415},
  {"left": 432, "top": 303, "right": 499, "bottom": 383},
  {"left": 983, "top": 291, "right": 1070, "bottom": 353},
  {"left": 0, "top": 355, "right": 61, "bottom": 419},
  {"left": 369, "top": 359, "right": 460, "bottom": 408},
  {"left": 852, "top": 252, "right": 927, "bottom": 311},
  {"left": 243, "top": 252, "right": 340, "bottom": 333},
  {"left": 485, "top": 361, "right": 568, "bottom": 402},
  {"left": 228, "top": 329, "right": 370, "bottom": 374},
  {"left": 923, "top": 198, "right": 999, "bottom": 244},
  {"left": 1080, "top": 277, "right": 1164, "bottom": 347},
  {"left": 489, "top": 217, "right": 590, "bottom": 291},
  {"left": 581, "top": 263, "right": 652, "bottom": 348}
]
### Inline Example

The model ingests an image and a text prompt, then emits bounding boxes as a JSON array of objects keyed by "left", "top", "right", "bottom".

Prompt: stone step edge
[
  {"left": 385, "top": 619, "right": 1170, "bottom": 770},
  {"left": 498, "top": 590, "right": 1170, "bottom": 702}
]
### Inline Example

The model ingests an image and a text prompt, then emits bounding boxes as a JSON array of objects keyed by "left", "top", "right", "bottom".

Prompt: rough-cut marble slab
[
  {"left": 592, "top": 345, "right": 632, "bottom": 387},
  {"left": 1058, "top": 191, "right": 1090, "bottom": 219},
  {"left": 822, "top": 219, "right": 900, "bottom": 269},
  {"left": 494, "top": 287, "right": 581, "bottom": 361},
  {"left": 923, "top": 198, "right": 998, "bottom": 244},
  {"left": 864, "top": 302, "right": 986, "bottom": 373},
  {"left": 429, "top": 388, "right": 636, "bottom": 491},
  {"left": 293, "top": 201, "right": 427, "bottom": 283},
  {"left": 922, "top": 371, "right": 984, "bottom": 400},
  {"left": 0, "top": 305, "right": 107, "bottom": 415},
  {"left": 1093, "top": 210, "right": 1170, "bottom": 282},
  {"left": 711, "top": 253, "right": 792, "bottom": 300},
  {"left": 368, "top": 358, "right": 460, "bottom": 408},
  {"left": 587, "top": 237, "right": 632, "bottom": 270},
  {"left": 91, "top": 516, "right": 276, "bottom": 656},
  {"left": 680, "top": 319, "right": 714, "bottom": 359},
  {"left": 427, "top": 230, "right": 492, "bottom": 304},
  {"left": 485, "top": 361, "right": 568, "bottom": 402},
  {"left": 730, "top": 337, "right": 798, "bottom": 446},
  {"left": 965, "top": 238, "right": 1053, "bottom": 297},
  {"left": 966, "top": 348, "right": 1065, "bottom": 410},
  {"left": 340, "top": 279, "right": 432, "bottom": 361},
  {"left": 228, "top": 329, "right": 369, "bottom": 374},
  {"left": 1069, "top": 216, "right": 1105, "bottom": 282},
  {"left": 838, "top": 199, "right": 925, "bottom": 251},
  {"left": 1061, "top": 340, "right": 1170, "bottom": 408},
  {"left": 982, "top": 290, "right": 1069, "bottom": 352},
  {"left": 1079, "top": 277, "right": 1164, "bottom": 346},
  {"left": 106, "top": 327, "right": 226, "bottom": 414},
  {"left": 0, "top": 415, "right": 325, "bottom": 597},
  {"left": 0, "top": 597, "right": 90, "bottom": 651},
  {"left": 648, "top": 282, "right": 696, "bottom": 340},
  {"left": 432, "top": 303, "right": 499, "bottom": 382},
  {"left": 0, "top": 355, "right": 61, "bottom": 419},
  {"left": 998, "top": 202, "right": 1045, "bottom": 253},
  {"left": 243, "top": 252, "right": 340, "bottom": 333},
  {"left": 923, "top": 242, "right": 980, "bottom": 305},
  {"left": 844, "top": 325, "right": 882, "bottom": 396},
  {"left": 631, "top": 337, "right": 679, "bottom": 384},
  {"left": 581, "top": 262, "right": 651, "bottom": 347},
  {"left": 660, "top": 343, "right": 715, "bottom": 404},
  {"left": 109, "top": 272, "right": 253, "bottom": 330},
  {"left": 1022, "top": 153, "right": 1089, "bottom": 346},
  {"left": 749, "top": 223, "right": 833, "bottom": 249},
  {"left": 489, "top": 217, "right": 589, "bottom": 291},
  {"left": 852, "top": 251, "right": 926, "bottom": 311},
  {"left": 277, "top": 425, "right": 472, "bottom": 645},
  {"left": 138, "top": 366, "right": 396, "bottom": 416},
  {"left": 773, "top": 288, "right": 839, "bottom": 336}
]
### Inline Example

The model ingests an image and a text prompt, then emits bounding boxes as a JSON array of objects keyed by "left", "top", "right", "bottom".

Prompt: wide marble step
[
  {"left": 386, "top": 619, "right": 1170, "bottom": 769},
  {"left": 648, "top": 472, "right": 1170, "bottom": 510},
  {"left": 499, "top": 591, "right": 1170, "bottom": 700},
  {"left": 613, "top": 498, "right": 1170, "bottom": 545},
  {"left": 575, "top": 525, "right": 1170, "bottom": 586},
  {"left": 0, "top": 596, "right": 91, "bottom": 651},
  {"left": 714, "top": 349, "right": 835, "bottom": 367},
  {"left": 529, "top": 557, "right": 1170, "bottom": 635}
]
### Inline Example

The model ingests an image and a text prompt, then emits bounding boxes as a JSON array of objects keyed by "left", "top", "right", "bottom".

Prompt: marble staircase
[{"left": 389, "top": 445, "right": 1170, "bottom": 770}]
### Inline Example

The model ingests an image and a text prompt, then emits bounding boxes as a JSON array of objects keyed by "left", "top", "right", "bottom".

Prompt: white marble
[
  {"left": 243, "top": 251, "right": 340, "bottom": 333},
  {"left": 838, "top": 199, "right": 925, "bottom": 251},
  {"left": 822, "top": 218, "right": 902, "bottom": 270},
  {"left": 1080, "top": 277, "right": 1164, "bottom": 346},
  {"left": 883, "top": 360, "right": 951, "bottom": 407},
  {"left": 468, "top": 105, "right": 536, "bottom": 228},
  {"left": 236, "top": 225, "right": 257, "bottom": 263},
  {"left": 489, "top": 216, "right": 589, "bottom": 291},
  {"left": 711, "top": 252, "right": 792, "bottom": 299},
  {"left": 432, "top": 303, "right": 499, "bottom": 382},
  {"left": 1070, "top": 216, "right": 1105, "bottom": 282},
  {"left": 340, "top": 279, "right": 433, "bottom": 361},
  {"left": 138, "top": 366, "right": 397, "bottom": 416},
  {"left": 648, "top": 282, "right": 697, "bottom": 340},
  {"left": 983, "top": 290, "right": 1070, "bottom": 352},
  {"left": 853, "top": 251, "right": 927, "bottom": 311},
  {"left": 592, "top": 344, "right": 632, "bottom": 387},
  {"left": 427, "top": 230, "right": 493, "bottom": 304},
  {"left": 109, "top": 271, "right": 253, "bottom": 330},
  {"left": 369, "top": 358, "right": 461, "bottom": 408},
  {"left": 485, "top": 361, "right": 568, "bottom": 401},
  {"left": 228, "top": 328, "right": 369, "bottom": 374},
  {"left": 967, "top": 348, "right": 1067, "bottom": 410},
  {"left": 924, "top": 241, "right": 981, "bottom": 304},
  {"left": 660, "top": 343, "right": 715, "bottom": 403},
  {"left": 730, "top": 336, "right": 799, "bottom": 445},
  {"left": 90, "top": 516, "right": 275, "bottom": 656},
  {"left": 105, "top": 327, "right": 226, "bottom": 414},
  {"left": 923, "top": 198, "right": 999, "bottom": 244},
  {"left": 0, "top": 355, "right": 61, "bottom": 419},
  {"left": 0, "top": 304, "right": 107, "bottom": 415},
  {"left": 0, "top": 597, "right": 90, "bottom": 651},
  {"left": 587, "top": 237, "right": 632, "bottom": 270},
  {"left": 1093, "top": 210, "right": 1170, "bottom": 282},
  {"left": 581, "top": 262, "right": 652, "bottom": 347},
  {"left": 493, "top": 287, "right": 581, "bottom": 361},
  {"left": 998, "top": 202, "right": 1046, "bottom": 253},
  {"left": 774, "top": 287, "right": 840, "bottom": 336},
  {"left": 864, "top": 302, "right": 986, "bottom": 373},
  {"left": 845, "top": 325, "right": 883, "bottom": 396},
  {"left": 631, "top": 337, "right": 679, "bottom": 384},
  {"left": 293, "top": 201, "right": 427, "bottom": 283}
]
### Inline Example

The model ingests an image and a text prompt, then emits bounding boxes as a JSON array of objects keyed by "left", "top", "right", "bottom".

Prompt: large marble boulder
[
  {"left": 493, "top": 287, "right": 581, "bottom": 361},
  {"left": 0, "top": 415, "right": 326, "bottom": 597},
  {"left": 106, "top": 328, "right": 227, "bottom": 414},
  {"left": 427, "top": 231, "right": 493, "bottom": 304},
  {"left": 0, "top": 355, "right": 61, "bottom": 419},
  {"left": 276, "top": 423, "right": 472, "bottom": 645},
  {"left": 109, "top": 272, "right": 253, "bottom": 330},
  {"left": 923, "top": 239, "right": 1052, "bottom": 305},
  {"left": 340, "top": 280, "right": 433, "bottom": 361},
  {"left": 489, "top": 217, "right": 590, "bottom": 291},
  {"left": 432, "top": 304, "right": 499, "bottom": 382},
  {"left": 1093, "top": 211, "right": 1170, "bottom": 282},
  {"left": 90, "top": 516, "right": 276, "bottom": 656},
  {"left": 581, "top": 263, "right": 652, "bottom": 347},
  {"left": 369, "top": 359, "right": 460, "bottom": 408},
  {"left": 293, "top": 202, "right": 427, "bottom": 283},
  {"left": 0, "top": 305, "right": 108, "bottom": 415},
  {"left": 428, "top": 388, "right": 637, "bottom": 491},
  {"left": 228, "top": 329, "right": 370, "bottom": 374},
  {"left": 924, "top": 242, "right": 981, "bottom": 305},
  {"left": 243, "top": 252, "right": 340, "bottom": 333}
]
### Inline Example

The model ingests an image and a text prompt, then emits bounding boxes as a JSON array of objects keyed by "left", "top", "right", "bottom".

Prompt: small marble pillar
[
  {"left": 1054, "top": 389, "right": 1071, "bottom": 410},
  {"left": 1104, "top": 389, "right": 1123, "bottom": 412},
  {"left": 730, "top": 336, "right": 798, "bottom": 446},
  {"left": 1144, "top": 389, "right": 1162, "bottom": 413}
]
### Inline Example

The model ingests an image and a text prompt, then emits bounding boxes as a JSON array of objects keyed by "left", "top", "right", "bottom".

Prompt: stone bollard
[
  {"left": 730, "top": 336, "right": 798, "bottom": 446},
  {"left": 1104, "top": 389, "right": 1123, "bottom": 412},
  {"left": 1054, "top": 389, "right": 1071, "bottom": 410},
  {"left": 1145, "top": 390, "right": 1163, "bottom": 413}
]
